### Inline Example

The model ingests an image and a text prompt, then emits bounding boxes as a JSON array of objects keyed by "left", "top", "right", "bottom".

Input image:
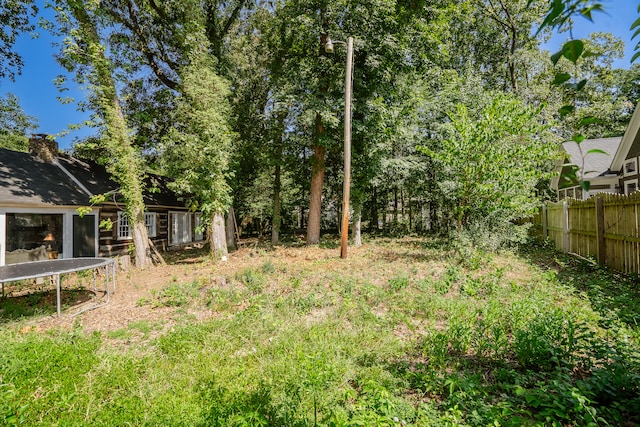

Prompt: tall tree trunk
[
  {"left": 306, "top": 31, "right": 330, "bottom": 245},
  {"left": 211, "top": 212, "right": 228, "bottom": 259},
  {"left": 408, "top": 189, "right": 413, "bottom": 232},
  {"left": 370, "top": 187, "right": 378, "bottom": 232},
  {"left": 393, "top": 187, "right": 398, "bottom": 228},
  {"left": 131, "top": 216, "right": 151, "bottom": 267},
  {"left": 271, "top": 111, "right": 286, "bottom": 244},
  {"left": 352, "top": 204, "right": 362, "bottom": 247},
  {"left": 401, "top": 189, "right": 405, "bottom": 231},
  {"left": 226, "top": 207, "right": 237, "bottom": 251},
  {"left": 306, "top": 114, "right": 326, "bottom": 245},
  {"left": 65, "top": 1, "right": 151, "bottom": 268},
  {"left": 272, "top": 162, "right": 282, "bottom": 244}
]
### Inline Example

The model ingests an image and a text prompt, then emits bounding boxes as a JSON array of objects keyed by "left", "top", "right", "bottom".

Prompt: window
[
  {"left": 145, "top": 212, "right": 157, "bottom": 238},
  {"left": 624, "top": 158, "right": 638, "bottom": 177},
  {"left": 118, "top": 211, "right": 157, "bottom": 239},
  {"left": 625, "top": 179, "right": 638, "bottom": 195},
  {"left": 170, "top": 212, "right": 192, "bottom": 245},
  {"left": 5, "top": 213, "right": 63, "bottom": 264},
  {"left": 117, "top": 211, "right": 129, "bottom": 239},
  {"left": 194, "top": 213, "right": 204, "bottom": 241}
]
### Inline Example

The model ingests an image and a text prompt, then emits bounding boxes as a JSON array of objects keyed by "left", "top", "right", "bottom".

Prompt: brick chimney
[{"left": 29, "top": 134, "right": 59, "bottom": 163}]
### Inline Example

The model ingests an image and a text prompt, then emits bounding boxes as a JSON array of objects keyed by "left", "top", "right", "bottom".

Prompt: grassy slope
[{"left": 1, "top": 238, "right": 639, "bottom": 426}]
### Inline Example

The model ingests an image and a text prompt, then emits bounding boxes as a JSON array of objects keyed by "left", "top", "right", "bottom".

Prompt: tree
[
  {"left": 552, "top": 33, "right": 629, "bottom": 139},
  {"left": 161, "top": 47, "right": 236, "bottom": 258},
  {"left": 0, "top": 93, "right": 37, "bottom": 151},
  {"left": 51, "top": 0, "right": 152, "bottom": 268},
  {"left": 0, "top": 0, "right": 37, "bottom": 81},
  {"left": 419, "top": 92, "right": 558, "bottom": 249}
]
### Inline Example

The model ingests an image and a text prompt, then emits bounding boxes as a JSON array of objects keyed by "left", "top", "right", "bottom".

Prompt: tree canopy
[{"left": 3, "top": 0, "right": 639, "bottom": 255}]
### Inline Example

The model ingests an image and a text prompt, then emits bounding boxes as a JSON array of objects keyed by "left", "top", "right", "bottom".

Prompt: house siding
[
  {"left": 96, "top": 204, "right": 205, "bottom": 257},
  {"left": 98, "top": 204, "right": 171, "bottom": 257}
]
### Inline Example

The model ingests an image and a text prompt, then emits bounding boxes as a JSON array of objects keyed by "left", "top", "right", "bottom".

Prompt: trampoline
[{"left": 0, "top": 258, "right": 116, "bottom": 317}]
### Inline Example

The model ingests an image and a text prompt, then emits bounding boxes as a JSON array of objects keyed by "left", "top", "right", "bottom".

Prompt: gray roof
[
  {"left": 58, "top": 155, "right": 184, "bottom": 207},
  {"left": 562, "top": 137, "right": 622, "bottom": 180},
  {"left": 0, "top": 148, "right": 91, "bottom": 206},
  {"left": 1, "top": 148, "right": 185, "bottom": 208}
]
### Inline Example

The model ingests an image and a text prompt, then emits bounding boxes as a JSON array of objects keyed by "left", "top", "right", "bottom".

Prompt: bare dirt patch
[{"left": 4, "top": 237, "right": 458, "bottom": 336}]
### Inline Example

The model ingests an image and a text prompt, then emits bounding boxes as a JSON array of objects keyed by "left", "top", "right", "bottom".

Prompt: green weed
[
  {"left": 150, "top": 279, "right": 200, "bottom": 307},
  {"left": 0, "top": 239, "right": 639, "bottom": 426},
  {"left": 235, "top": 267, "right": 267, "bottom": 294},
  {"left": 388, "top": 275, "right": 410, "bottom": 292}
]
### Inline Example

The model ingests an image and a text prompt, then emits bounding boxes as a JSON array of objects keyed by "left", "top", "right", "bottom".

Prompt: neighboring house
[
  {"left": 610, "top": 102, "right": 640, "bottom": 196},
  {"left": 552, "top": 137, "right": 622, "bottom": 200},
  {"left": 0, "top": 135, "right": 205, "bottom": 266},
  {"left": 553, "top": 102, "right": 640, "bottom": 200}
]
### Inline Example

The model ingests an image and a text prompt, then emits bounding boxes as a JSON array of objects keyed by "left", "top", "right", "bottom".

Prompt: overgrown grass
[{"left": 1, "top": 238, "right": 639, "bottom": 426}]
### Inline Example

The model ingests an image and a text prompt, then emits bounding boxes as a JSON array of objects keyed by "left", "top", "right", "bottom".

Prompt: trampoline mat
[{"left": 0, "top": 258, "right": 113, "bottom": 283}]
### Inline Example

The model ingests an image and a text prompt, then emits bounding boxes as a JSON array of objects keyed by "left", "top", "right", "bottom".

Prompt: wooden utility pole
[{"left": 340, "top": 36, "right": 354, "bottom": 259}]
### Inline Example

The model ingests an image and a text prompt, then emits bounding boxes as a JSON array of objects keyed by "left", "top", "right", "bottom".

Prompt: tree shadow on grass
[{"left": 519, "top": 243, "right": 640, "bottom": 328}]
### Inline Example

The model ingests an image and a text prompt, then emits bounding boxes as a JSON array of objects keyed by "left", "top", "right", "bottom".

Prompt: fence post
[
  {"left": 595, "top": 196, "right": 605, "bottom": 265},
  {"left": 542, "top": 204, "right": 548, "bottom": 240},
  {"left": 563, "top": 200, "right": 569, "bottom": 252}
]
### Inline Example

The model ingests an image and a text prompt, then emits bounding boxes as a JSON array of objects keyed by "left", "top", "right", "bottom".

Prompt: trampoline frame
[{"left": 0, "top": 258, "right": 117, "bottom": 317}]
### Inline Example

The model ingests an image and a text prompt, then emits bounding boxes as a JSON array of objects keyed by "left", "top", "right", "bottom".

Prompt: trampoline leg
[{"left": 56, "top": 274, "right": 61, "bottom": 317}]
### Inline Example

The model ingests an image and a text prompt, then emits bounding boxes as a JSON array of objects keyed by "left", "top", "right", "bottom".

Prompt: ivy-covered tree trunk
[{"left": 60, "top": 0, "right": 152, "bottom": 268}]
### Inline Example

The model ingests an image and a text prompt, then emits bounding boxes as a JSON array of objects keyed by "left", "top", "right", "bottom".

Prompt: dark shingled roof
[
  {"left": 1, "top": 148, "right": 185, "bottom": 208},
  {"left": 56, "top": 155, "right": 118, "bottom": 196},
  {"left": 0, "top": 148, "right": 91, "bottom": 206},
  {"left": 57, "top": 155, "right": 184, "bottom": 207}
]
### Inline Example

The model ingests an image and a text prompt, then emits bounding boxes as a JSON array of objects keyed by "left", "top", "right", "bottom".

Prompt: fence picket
[{"left": 532, "top": 193, "right": 640, "bottom": 275}]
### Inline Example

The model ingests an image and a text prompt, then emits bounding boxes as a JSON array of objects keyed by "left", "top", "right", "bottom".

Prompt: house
[
  {"left": 552, "top": 137, "right": 622, "bottom": 200},
  {"left": 0, "top": 135, "right": 205, "bottom": 266},
  {"left": 553, "top": 101, "right": 640, "bottom": 200}
]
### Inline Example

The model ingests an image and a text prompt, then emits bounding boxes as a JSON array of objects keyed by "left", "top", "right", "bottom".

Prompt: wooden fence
[{"left": 533, "top": 192, "right": 640, "bottom": 275}]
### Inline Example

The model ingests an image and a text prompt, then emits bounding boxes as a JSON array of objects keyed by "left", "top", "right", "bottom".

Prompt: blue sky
[
  {"left": 1, "top": 1, "right": 639, "bottom": 151},
  {"left": 542, "top": 0, "right": 639, "bottom": 68}
]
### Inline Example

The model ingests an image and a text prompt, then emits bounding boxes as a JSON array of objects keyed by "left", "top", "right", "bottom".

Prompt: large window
[
  {"left": 5, "top": 213, "right": 63, "bottom": 264},
  {"left": 170, "top": 212, "right": 192, "bottom": 245},
  {"left": 117, "top": 212, "right": 157, "bottom": 239},
  {"left": 625, "top": 179, "right": 638, "bottom": 196}
]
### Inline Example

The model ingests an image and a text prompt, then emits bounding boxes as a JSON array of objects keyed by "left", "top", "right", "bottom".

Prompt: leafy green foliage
[
  {"left": 0, "top": 0, "right": 38, "bottom": 81},
  {"left": 1, "top": 239, "right": 640, "bottom": 425},
  {"left": 0, "top": 93, "right": 38, "bottom": 151},
  {"left": 419, "top": 93, "right": 557, "bottom": 248},
  {"left": 161, "top": 48, "right": 235, "bottom": 225},
  {"left": 50, "top": 0, "right": 153, "bottom": 266}
]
